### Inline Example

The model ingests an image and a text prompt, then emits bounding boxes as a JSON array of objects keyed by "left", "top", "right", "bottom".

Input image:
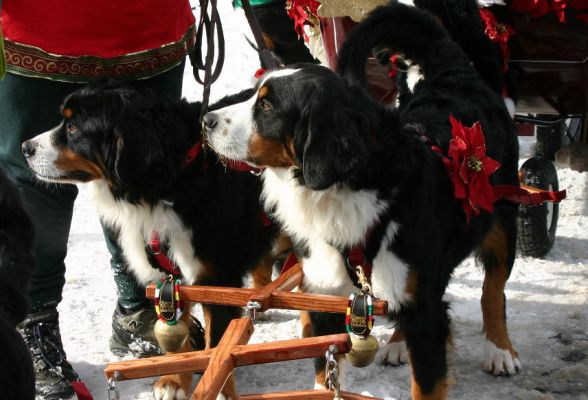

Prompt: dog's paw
[
  {"left": 153, "top": 375, "right": 189, "bottom": 400},
  {"left": 483, "top": 340, "right": 522, "bottom": 376},
  {"left": 379, "top": 340, "right": 410, "bottom": 366}
]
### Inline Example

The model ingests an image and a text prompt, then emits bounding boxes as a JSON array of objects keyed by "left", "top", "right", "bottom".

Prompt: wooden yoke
[
  {"left": 144, "top": 263, "right": 388, "bottom": 315},
  {"left": 106, "top": 262, "right": 389, "bottom": 399}
]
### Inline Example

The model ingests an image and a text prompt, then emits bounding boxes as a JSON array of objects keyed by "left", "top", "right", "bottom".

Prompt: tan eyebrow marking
[
  {"left": 258, "top": 86, "right": 269, "bottom": 99},
  {"left": 62, "top": 108, "right": 73, "bottom": 119}
]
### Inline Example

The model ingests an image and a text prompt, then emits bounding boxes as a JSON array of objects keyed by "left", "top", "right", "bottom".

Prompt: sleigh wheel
[
  {"left": 535, "top": 115, "right": 566, "bottom": 161},
  {"left": 517, "top": 156, "right": 560, "bottom": 257}
]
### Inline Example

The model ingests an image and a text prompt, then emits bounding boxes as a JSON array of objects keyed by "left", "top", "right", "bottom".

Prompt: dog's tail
[{"left": 337, "top": 2, "right": 471, "bottom": 88}]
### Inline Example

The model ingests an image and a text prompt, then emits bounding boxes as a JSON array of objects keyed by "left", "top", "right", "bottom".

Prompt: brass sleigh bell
[
  {"left": 345, "top": 267, "right": 379, "bottom": 368},
  {"left": 153, "top": 276, "right": 188, "bottom": 352}
]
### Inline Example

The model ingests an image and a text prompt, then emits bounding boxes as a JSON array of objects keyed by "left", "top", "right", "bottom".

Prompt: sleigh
[{"left": 302, "top": 0, "right": 582, "bottom": 258}]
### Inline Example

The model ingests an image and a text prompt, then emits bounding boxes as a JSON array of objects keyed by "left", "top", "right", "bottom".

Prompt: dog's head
[
  {"left": 22, "top": 81, "right": 168, "bottom": 190},
  {"left": 204, "top": 66, "right": 376, "bottom": 190}
]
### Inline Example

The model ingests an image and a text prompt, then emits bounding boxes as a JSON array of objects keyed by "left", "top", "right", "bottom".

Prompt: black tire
[
  {"left": 517, "top": 157, "right": 560, "bottom": 257},
  {"left": 535, "top": 115, "right": 565, "bottom": 161}
]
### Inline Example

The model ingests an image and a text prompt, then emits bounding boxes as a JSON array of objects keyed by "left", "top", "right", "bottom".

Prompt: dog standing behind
[
  {"left": 204, "top": 3, "right": 520, "bottom": 399},
  {"left": 0, "top": 167, "right": 35, "bottom": 400},
  {"left": 22, "top": 82, "right": 282, "bottom": 400}
]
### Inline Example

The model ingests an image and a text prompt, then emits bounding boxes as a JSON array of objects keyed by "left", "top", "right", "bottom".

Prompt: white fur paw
[
  {"left": 483, "top": 340, "right": 522, "bottom": 376},
  {"left": 153, "top": 385, "right": 187, "bottom": 400},
  {"left": 379, "top": 340, "right": 410, "bottom": 366},
  {"left": 216, "top": 394, "right": 230, "bottom": 400},
  {"left": 314, "top": 381, "right": 327, "bottom": 390}
]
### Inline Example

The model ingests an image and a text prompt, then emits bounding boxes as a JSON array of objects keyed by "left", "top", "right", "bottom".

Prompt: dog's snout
[
  {"left": 203, "top": 112, "right": 219, "bottom": 130},
  {"left": 22, "top": 140, "right": 37, "bottom": 159}
]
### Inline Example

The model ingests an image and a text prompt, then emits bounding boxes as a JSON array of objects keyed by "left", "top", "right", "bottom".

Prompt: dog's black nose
[
  {"left": 203, "top": 112, "right": 218, "bottom": 130},
  {"left": 22, "top": 140, "right": 37, "bottom": 158}
]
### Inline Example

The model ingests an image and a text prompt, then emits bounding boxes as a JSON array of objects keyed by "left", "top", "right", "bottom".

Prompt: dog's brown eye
[
  {"left": 260, "top": 99, "right": 272, "bottom": 111},
  {"left": 66, "top": 121, "right": 78, "bottom": 135}
]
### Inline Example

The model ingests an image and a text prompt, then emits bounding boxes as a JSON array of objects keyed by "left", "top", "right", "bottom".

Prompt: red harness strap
[
  {"left": 226, "top": 159, "right": 264, "bottom": 174},
  {"left": 181, "top": 141, "right": 204, "bottom": 168},
  {"left": 148, "top": 231, "right": 182, "bottom": 276},
  {"left": 346, "top": 245, "right": 373, "bottom": 282}
]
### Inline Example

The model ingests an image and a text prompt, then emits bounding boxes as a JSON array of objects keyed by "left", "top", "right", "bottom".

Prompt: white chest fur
[
  {"left": 88, "top": 181, "right": 203, "bottom": 285},
  {"left": 263, "top": 169, "right": 410, "bottom": 311}
]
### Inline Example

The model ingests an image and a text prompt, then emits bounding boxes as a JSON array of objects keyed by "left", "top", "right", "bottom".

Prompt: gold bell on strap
[
  {"left": 347, "top": 333, "right": 379, "bottom": 368},
  {"left": 154, "top": 318, "right": 189, "bottom": 352},
  {"left": 345, "top": 266, "right": 379, "bottom": 368},
  {"left": 153, "top": 276, "right": 188, "bottom": 352}
]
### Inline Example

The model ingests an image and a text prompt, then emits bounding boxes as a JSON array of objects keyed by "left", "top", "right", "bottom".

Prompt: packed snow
[{"left": 57, "top": 2, "right": 587, "bottom": 399}]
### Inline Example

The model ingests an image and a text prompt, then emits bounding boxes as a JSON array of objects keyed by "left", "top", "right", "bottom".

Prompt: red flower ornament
[{"left": 445, "top": 115, "right": 501, "bottom": 222}]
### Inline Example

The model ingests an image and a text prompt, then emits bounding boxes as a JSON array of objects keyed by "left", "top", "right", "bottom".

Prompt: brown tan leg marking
[
  {"left": 480, "top": 224, "right": 519, "bottom": 370},
  {"left": 411, "top": 376, "right": 448, "bottom": 400},
  {"left": 251, "top": 257, "right": 274, "bottom": 289},
  {"left": 299, "top": 310, "right": 312, "bottom": 338}
]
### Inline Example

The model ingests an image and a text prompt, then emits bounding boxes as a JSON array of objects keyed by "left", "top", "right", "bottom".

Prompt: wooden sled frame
[{"left": 104, "top": 263, "right": 388, "bottom": 399}]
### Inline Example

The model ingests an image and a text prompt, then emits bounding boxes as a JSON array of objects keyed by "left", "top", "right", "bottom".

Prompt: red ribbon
[{"left": 479, "top": 9, "right": 515, "bottom": 73}]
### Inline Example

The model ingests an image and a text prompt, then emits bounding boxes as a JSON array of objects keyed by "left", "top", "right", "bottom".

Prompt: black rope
[{"left": 191, "top": 0, "right": 225, "bottom": 123}]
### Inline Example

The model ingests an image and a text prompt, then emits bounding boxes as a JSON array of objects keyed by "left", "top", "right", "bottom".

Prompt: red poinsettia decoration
[
  {"left": 510, "top": 0, "right": 588, "bottom": 23},
  {"left": 479, "top": 9, "right": 515, "bottom": 73},
  {"left": 442, "top": 115, "right": 501, "bottom": 222},
  {"left": 286, "top": 0, "right": 320, "bottom": 41}
]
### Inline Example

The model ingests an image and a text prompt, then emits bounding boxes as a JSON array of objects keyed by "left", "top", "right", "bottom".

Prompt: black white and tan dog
[
  {"left": 0, "top": 167, "right": 35, "bottom": 400},
  {"left": 204, "top": 3, "right": 520, "bottom": 399},
  {"left": 21, "top": 81, "right": 282, "bottom": 400}
]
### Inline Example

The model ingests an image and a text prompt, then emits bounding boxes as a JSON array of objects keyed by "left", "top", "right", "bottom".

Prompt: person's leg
[
  {"left": 0, "top": 74, "right": 81, "bottom": 312},
  {"left": 0, "top": 72, "right": 82, "bottom": 400}
]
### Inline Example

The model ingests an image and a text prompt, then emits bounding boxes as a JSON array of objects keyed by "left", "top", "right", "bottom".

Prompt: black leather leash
[
  {"left": 191, "top": 0, "right": 225, "bottom": 123},
  {"left": 190, "top": 0, "right": 279, "bottom": 125}
]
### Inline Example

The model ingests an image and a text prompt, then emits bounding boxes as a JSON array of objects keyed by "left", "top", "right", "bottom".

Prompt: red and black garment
[{"left": 0, "top": 0, "right": 196, "bottom": 82}]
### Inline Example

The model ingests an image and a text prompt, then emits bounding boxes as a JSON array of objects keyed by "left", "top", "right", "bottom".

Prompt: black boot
[{"left": 18, "top": 309, "right": 78, "bottom": 400}]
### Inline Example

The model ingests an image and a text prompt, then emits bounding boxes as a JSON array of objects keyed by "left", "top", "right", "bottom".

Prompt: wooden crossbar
[
  {"left": 241, "top": 390, "right": 379, "bottom": 399},
  {"left": 145, "top": 264, "right": 388, "bottom": 315},
  {"left": 194, "top": 317, "right": 253, "bottom": 399},
  {"left": 104, "top": 333, "right": 351, "bottom": 381}
]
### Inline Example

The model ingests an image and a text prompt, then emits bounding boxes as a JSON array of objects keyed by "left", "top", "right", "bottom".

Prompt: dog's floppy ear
[
  {"left": 295, "top": 105, "right": 369, "bottom": 190},
  {"left": 112, "top": 117, "right": 164, "bottom": 187}
]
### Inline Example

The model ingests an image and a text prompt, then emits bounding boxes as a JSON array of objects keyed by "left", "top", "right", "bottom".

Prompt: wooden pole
[
  {"left": 145, "top": 284, "right": 388, "bottom": 315},
  {"left": 241, "top": 390, "right": 382, "bottom": 399},
  {"left": 193, "top": 317, "right": 253, "bottom": 400},
  {"left": 104, "top": 333, "right": 351, "bottom": 381}
]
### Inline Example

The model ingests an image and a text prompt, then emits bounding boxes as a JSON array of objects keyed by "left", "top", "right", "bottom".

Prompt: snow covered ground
[{"left": 58, "top": 2, "right": 588, "bottom": 399}]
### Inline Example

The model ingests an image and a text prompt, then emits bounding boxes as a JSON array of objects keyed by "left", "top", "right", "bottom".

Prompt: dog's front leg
[
  {"left": 153, "top": 305, "right": 193, "bottom": 400},
  {"left": 403, "top": 302, "right": 451, "bottom": 400}
]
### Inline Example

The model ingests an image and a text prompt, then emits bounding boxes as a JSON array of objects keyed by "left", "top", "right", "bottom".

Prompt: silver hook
[
  {"left": 107, "top": 371, "right": 121, "bottom": 400},
  {"left": 246, "top": 300, "right": 261, "bottom": 321}
]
